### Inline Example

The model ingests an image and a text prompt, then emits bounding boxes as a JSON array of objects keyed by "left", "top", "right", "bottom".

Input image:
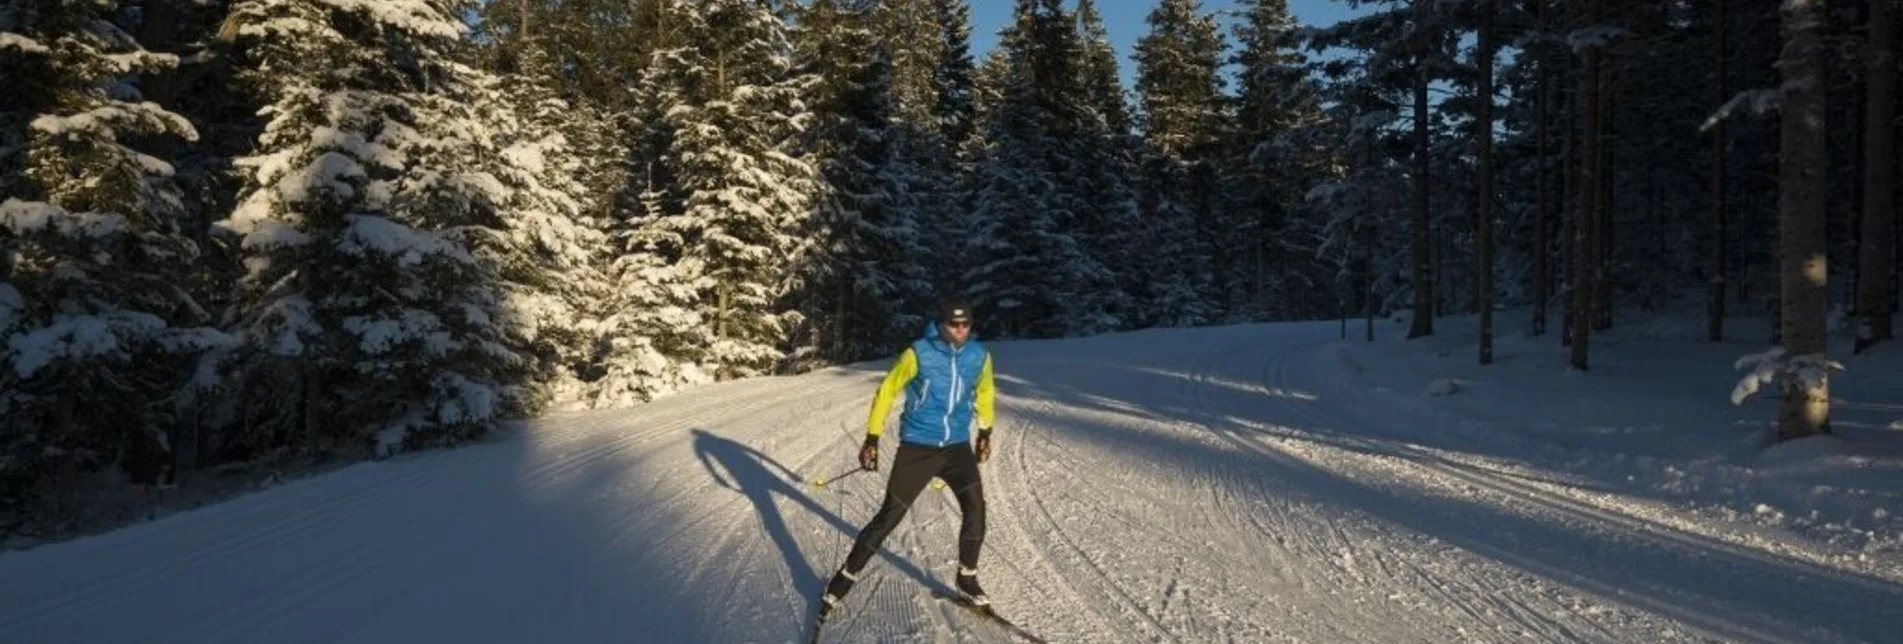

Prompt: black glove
[
  {"left": 859, "top": 436, "right": 880, "bottom": 472},
  {"left": 975, "top": 428, "right": 993, "bottom": 463}
]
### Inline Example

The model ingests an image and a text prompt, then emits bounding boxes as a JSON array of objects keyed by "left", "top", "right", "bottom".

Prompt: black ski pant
[{"left": 842, "top": 441, "right": 986, "bottom": 574}]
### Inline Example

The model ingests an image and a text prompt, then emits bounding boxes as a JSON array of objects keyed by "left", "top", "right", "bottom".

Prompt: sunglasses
[{"left": 944, "top": 320, "right": 972, "bottom": 329}]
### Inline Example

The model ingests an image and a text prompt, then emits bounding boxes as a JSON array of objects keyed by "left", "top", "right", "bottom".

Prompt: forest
[{"left": 0, "top": 0, "right": 1895, "bottom": 540}]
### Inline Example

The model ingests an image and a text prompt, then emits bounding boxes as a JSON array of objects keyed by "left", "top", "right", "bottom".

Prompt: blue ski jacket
[{"left": 865, "top": 320, "right": 995, "bottom": 447}]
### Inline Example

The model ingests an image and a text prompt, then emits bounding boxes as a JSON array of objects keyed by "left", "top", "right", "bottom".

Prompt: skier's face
[{"left": 941, "top": 319, "right": 972, "bottom": 346}]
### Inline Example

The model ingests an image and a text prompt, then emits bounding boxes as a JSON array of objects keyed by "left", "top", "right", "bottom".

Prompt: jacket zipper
[{"left": 943, "top": 343, "right": 960, "bottom": 445}]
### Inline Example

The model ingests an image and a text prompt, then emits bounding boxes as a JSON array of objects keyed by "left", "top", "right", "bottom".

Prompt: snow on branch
[
  {"left": 29, "top": 101, "right": 198, "bottom": 142},
  {"left": 0, "top": 199, "right": 125, "bottom": 239},
  {"left": 1566, "top": 26, "right": 1630, "bottom": 53},
  {"left": 0, "top": 32, "right": 48, "bottom": 54},
  {"left": 339, "top": 214, "right": 476, "bottom": 267},
  {"left": 316, "top": 0, "right": 465, "bottom": 39},
  {"left": 1730, "top": 347, "right": 1844, "bottom": 405},
  {"left": 1701, "top": 87, "right": 1786, "bottom": 132}
]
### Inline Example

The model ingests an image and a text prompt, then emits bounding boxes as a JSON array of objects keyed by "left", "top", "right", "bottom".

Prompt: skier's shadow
[{"left": 690, "top": 430, "right": 954, "bottom": 625}]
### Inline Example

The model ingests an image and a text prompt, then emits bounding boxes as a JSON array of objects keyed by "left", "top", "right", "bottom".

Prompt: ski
[{"left": 931, "top": 590, "right": 1048, "bottom": 643}]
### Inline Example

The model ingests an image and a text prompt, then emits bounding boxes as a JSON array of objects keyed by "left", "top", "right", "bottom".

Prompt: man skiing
[{"left": 818, "top": 296, "right": 997, "bottom": 621}]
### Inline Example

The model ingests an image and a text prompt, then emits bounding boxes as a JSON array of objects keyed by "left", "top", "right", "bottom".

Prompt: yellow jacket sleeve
[
  {"left": 975, "top": 352, "right": 995, "bottom": 430},
  {"left": 866, "top": 348, "right": 918, "bottom": 437}
]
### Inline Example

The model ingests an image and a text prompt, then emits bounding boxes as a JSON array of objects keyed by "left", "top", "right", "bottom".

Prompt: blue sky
[{"left": 968, "top": 1, "right": 1372, "bottom": 86}]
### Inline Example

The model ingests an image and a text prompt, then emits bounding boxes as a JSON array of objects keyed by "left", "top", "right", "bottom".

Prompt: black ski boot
[
  {"left": 817, "top": 566, "right": 859, "bottom": 622},
  {"left": 955, "top": 567, "right": 988, "bottom": 606}
]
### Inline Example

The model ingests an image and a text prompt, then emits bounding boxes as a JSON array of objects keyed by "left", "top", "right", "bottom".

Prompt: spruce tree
[
  {"left": 635, "top": 0, "right": 816, "bottom": 379},
  {"left": 0, "top": 0, "right": 226, "bottom": 516},
  {"left": 1134, "top": 0, "right": 1229, "bottom": 325},
  {"left": 214, "top": 0, "right": 534, "bottom": 455},
  {"left": 792, "top": 0, "right": 927, "bottom": 365}
]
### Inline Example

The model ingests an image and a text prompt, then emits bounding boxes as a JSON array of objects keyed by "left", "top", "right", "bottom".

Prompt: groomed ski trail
[{"left": 2, "top": 322, "right": 1898, "bottom": 643}]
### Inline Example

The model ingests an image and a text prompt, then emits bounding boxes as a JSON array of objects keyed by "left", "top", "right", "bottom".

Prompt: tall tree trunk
[
  {"left": 1561, "top": 52, "right": 1577, "bottom": 347},
  {"left": 1408, "top": 0, "right": 1435, "bottom": 339},
  {"left": 1778, "top": 0, "right": 1831, "bottom": 441},
  {"left": 519, "top": 0, "right": 532, "bottom": 41},
  {"left": 1477, "top": 0, "right": 1495, "bottom": 364},
  {"left": 1532, "top": 0, "right": 1550, "bottom": 337},
  {"left": 1365, "top": 221, "right": 1377, "bottom": 342},
  {"left": 1595, "top": 67, "right": 1615, "bottom": 331},
  {"left": 1710, "top": 0, "right": 1728, "bottom": 341},
  {"left": 1570, "top": 0, "right": 1601, "bottom": 370},
  {"left": 1857, "top": 0, "right": 1897, "bottom": 352}
]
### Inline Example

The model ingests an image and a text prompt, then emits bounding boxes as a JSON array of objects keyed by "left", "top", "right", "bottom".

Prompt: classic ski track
[
  {"left": 1257, "top": 340, "right": 1637, "bottom": 642},
  {"left": 1260, "top": 338, "right": 1903, "bottom": 642},
  {"left": 669, "top": 378, "right": 871, "bottom": 637},
  {"left": 1156, "top": 335, "right": 1610, "bottom": 643},
  {"left": 1298, "top": 342, "right": 1901, "bottom": 588},
  {"left": 1009, "top": 394, "right": 1179, "bottom": 643},
  {"left": 156, "top": 376, "right": 854, "bottom": 644},
  {"left": 1179, "top": 340, "right": 1388, "bottom": 641},
  {"left": 1260, "top": 341, "right": 1580, "bottom": 641},
  {"left": 991, "top": 398, "right": 1137, "bottom": 643},
  {"left": 1244, "top": 339, "right": 1736, "bottom": 642}
]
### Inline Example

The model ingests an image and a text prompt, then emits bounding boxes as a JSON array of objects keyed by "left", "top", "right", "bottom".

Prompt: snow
[
  {"left": 1, "top": 311, "right": 1899, "bottom": 643},
  {"left": 0, "top": 32, "right": 47, "bottom": 54},
  {"left": 28, "top": 102, "right": 196, "bottom": 142},
  {"left": 7, "top": 313, "right": 155, "bottom": 377},
  {"left": 278, "top": 151, "right": 363, "bottom": 202},
  {"left": 338, "top": 214, "right": 476, "bottom": 266},
  {"left": 0, "top": 199, "right": 125, "bottom": 239}
]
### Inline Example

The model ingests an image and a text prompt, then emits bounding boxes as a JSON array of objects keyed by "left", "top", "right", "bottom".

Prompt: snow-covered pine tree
[
  {"left": 1068, "top": 0, "right": 1141, "bottom": 332},
  {"left": 0, "top": 0, "right": 228, "bottom": 516},
  {"left": 1074, "top": 0, "right": 1131, "bottom": 139},
  {"left": 790, "top": 0, "right": 927, "bottom": 366},
  {"left": 880, "top": 0, "right": 975, "bottom": 298},
  {"left": 214, "top": 0, "right": 541, "bottom": 456},
  {"left": 1228, "top": 0, "right": 1328, "bottom": 320},
  {"left": 963, "top": 0, "right": 1110, "bottom": 338},
  {"left": 468, "top": 43, "right": 620, "bottom": 406},
  {"left": 1309, "top": 1, "right": 1439, "bottom": 331},
  {"left": 635, "top": 0, "right": 817, "bottom": 380},
  {"left": 1134, "top": 0, "right": 1231, "bottom": 326},
  {"left": 589, "top": 11, "right": 711, "bottom": 408}
]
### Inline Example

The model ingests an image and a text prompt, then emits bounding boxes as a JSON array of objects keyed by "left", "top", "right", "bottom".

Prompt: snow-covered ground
[{"left": 3, "top": 310, "right": 1901, "bottom": 643}]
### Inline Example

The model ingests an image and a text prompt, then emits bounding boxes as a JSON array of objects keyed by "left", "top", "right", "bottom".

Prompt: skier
[{"left": 817, "top": 296, "right": 997, "bottom": 621}]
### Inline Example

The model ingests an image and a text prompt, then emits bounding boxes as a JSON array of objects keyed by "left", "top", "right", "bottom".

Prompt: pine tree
[
  {"left": 964, "top": 0, "right": 1108, "bottom": 338},
  {"left": 1229, "top": 0, "right": 1325, "bottom": 320},
  {"left": 474, "top": 44, "right": 621, "bottom": 405},
  {"left": 1773, "top": 0, "right": 1830, "bottom": 440},
  {"left": 214, "top": 0, "right": 535, "bottom": 456},
  {"left": 790, "top": 0, "right": 928, "bottom": 366},
  {"left": 0, "top": 0, "right": 227, "bottom": 515},
  {"left": 636, "top": 0, "right": 817, "bottom": 379},
  {"left": 1135, "top": 0, "right": 1229, "bottom": 325},
  {"left": 1069, "top": 0, "right": 1142, "bottom": 330},
  {"left": 1075, "top": 0, "right": 1131, "bottom": 138}
]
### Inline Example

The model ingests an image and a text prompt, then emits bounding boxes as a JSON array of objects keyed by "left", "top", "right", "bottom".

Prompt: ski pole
[{"left": 810, "top": 467, "right": 865, "bottom": 490}]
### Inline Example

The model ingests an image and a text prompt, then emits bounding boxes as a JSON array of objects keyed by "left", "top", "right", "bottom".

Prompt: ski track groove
[
  {"left": 969, "top": 395, "right": 1132, "bottom": 643},
  {"left": 1012, "top": 394, "right": 1180, "bottom": 644},
  {"left": 1242, "top": 339, "right": 1744, "bottom": 643},
  {"left": 1253, "top": 340, "right": 1605, "bottom": 643}
]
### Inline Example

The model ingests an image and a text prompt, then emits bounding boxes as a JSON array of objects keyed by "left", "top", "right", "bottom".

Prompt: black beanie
[{"left": 938, "top": 297, "right": 973, "bottom": 324}]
